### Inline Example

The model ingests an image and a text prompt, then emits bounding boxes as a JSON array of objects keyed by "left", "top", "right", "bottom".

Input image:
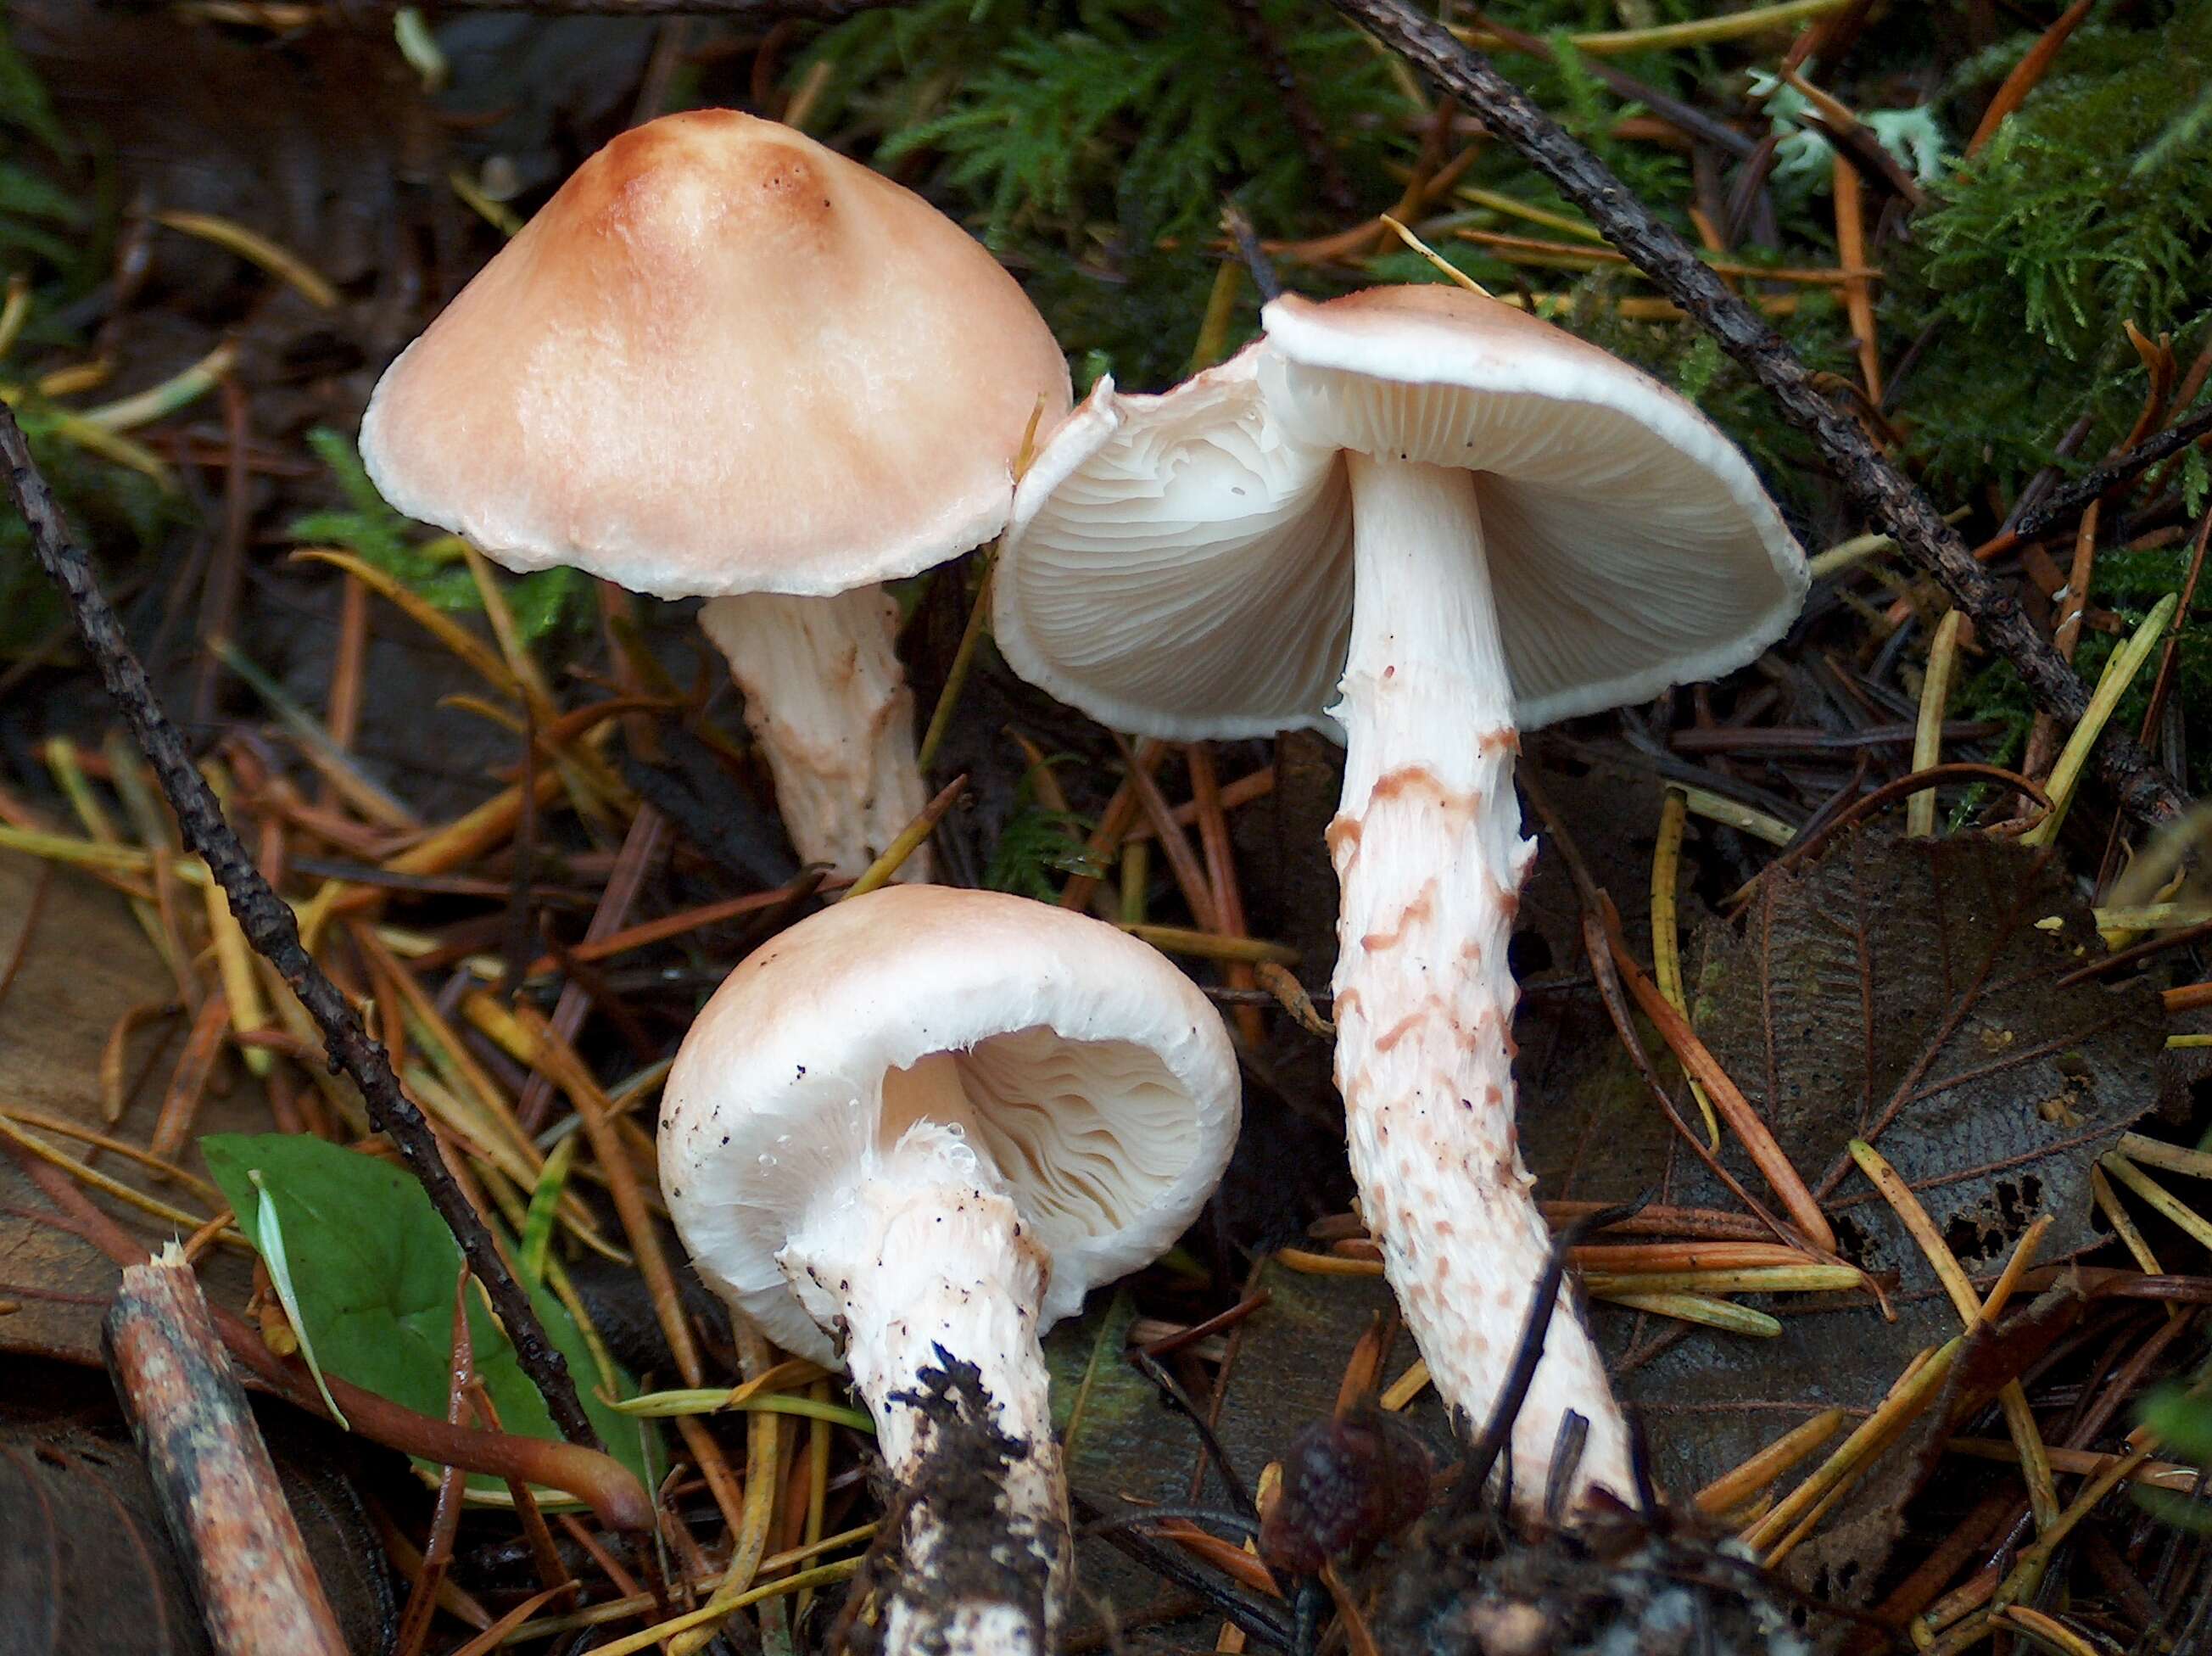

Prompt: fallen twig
[
  {"left": 0, "top": 400, "right": 599, "bottom": 1451},
  {"left": 1321, "top": 0, "right": 2192, "bottom": 831},
  {"left": 2002, "top": 405, "right": 2212, "bottom": 549},
  {"left": 106, "top": 1243, "right": 350, "bottom": 1656}
]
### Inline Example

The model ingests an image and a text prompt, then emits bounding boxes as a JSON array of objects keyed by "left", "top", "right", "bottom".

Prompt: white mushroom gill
[
  {"left": 697, "top": 587, "right": 930, "bottom": 882},
  {"left": 1001, "top": 363, "right": 1355, "bottom": 741},
  {"left": 1323, "top": 451, "right": 1634, "bottom": 1507}
]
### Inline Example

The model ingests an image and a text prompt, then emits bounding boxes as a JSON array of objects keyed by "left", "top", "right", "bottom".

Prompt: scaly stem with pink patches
[
  {"left": 1328, "top": 452, "right": 1631, "bottom": 1513},
  {"left": 783, "top": 1122, "right": 1068, "bottom": 1654}
]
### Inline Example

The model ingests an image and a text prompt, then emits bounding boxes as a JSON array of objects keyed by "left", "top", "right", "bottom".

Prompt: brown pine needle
[
  {"left": 1745, "top": 1338, "right": 1960, "bottom": 1558},
  {"left": 522, "top": 874, "right": 852, "bottom": 976},
  {"left": 1189, "top": 745, "right": 1262, "bottom": 1045},
  {"left": 1060, "top": 740, "right": 1168, "bottom": 911},
  {"left": 1600, "top": 897, "right": 1836, "bottom": 1253},
  {"left": 1649, "top": 786, "right": 1718, "bottom": 1147},
  {"left": 1113, "top": 732, "right": 1221, "bottom": 931},
  {"left": 841, "top": 773, "right": 968, "bottom": 899},
  {"left": 1569, "top": 1241, "right": 1821, "bottom": 1273},
  {"left": 1595, "top": 1290, "right": 1779, "bottom": 1338},
  {"left": 1580, "top": 1265, "right": 1861, "bottom": 1295},
  {"left": 1120, "top": 925, "right": 1299, "bottom": 966},
  {"left": 1254, "top": 961, "right": 1332, "bottom": 1035},
  {"left": 100, "top": 999, "right": 181, "bottom": 1124},
  {"left": 1966, "top": 0, "right": 2096, "bottom": 156},
  {"left": 148, "top": 991, "right": 232, "bottom": 1166},
  {"left": 2100, "top": 1151, "right": 2212, "bottom": 1252},
  {"left": 1695, "top": 1408, "right": 1847, "bottom": 1518},
  {"left": 1847, "top": 1138, "right": 2059, "bottom": 1530},
  {"left": 1125, "top": 765, "right": 1275, "bottom": 842}
]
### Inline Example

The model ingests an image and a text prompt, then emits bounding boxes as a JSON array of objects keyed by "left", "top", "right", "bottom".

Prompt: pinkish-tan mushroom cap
[{"left": 360, "top": 109, "right": 1071, "bottom": 600}]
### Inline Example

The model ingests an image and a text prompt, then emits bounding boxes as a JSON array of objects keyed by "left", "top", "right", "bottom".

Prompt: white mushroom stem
[
  {"left": 697, "top": 587, "right": 932, "bottom": 882},
  {"left": 781, "top": 1115, "right": 1068, "bottom": 1655},
  {"left": 1328, "top": 453, "right": 1634, "bottom": 1515}
]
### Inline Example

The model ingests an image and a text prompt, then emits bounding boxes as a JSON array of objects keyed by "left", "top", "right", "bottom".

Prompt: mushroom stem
[
  {"left": 784, "top": 1120, "right": 1068, "bottom": 1654},
  {"left": 1329, "top": 453, "right": 1633, "bottom": 1514},
  {"left": 698, "top": 587, "right": 932, "bottom": 882}
]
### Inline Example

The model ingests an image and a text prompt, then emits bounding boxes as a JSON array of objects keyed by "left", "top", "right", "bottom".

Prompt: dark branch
[
  {"left": 0, "top": 402, "right": 600, "bottom": 1452},
  {"left": 2008, "top": 404, "right": 2212, "bottom": 545},
  {"left": 1322, "top": 0, "right": 2191, "bottom": 832}
]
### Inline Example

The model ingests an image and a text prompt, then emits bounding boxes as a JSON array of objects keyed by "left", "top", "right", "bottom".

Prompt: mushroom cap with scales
[
  {"left": 360, "top": 108, "right": 1071, "bottom": 601},
  {"left": 659, "top": 886, "right": 1241, "bottom": 1366},
  {"left": 994, "top": 283, "right": 1807, "bottom": 739}
]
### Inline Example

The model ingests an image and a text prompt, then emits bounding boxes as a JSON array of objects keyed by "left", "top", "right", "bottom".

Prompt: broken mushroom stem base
[
  {"left": 785, "top": 1121, "right": 1069, "bottom": 1655},
  {"left": 1328, "top": 452, "right": 1634, "bottom": 1515},
  {"left": 698, "top": 586, "right": 932, "bottom": 883}
]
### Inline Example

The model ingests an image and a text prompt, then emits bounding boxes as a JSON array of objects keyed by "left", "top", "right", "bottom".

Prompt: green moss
[
  {"left": 799, "top": 0, "right": 1780, "bottom": 389},
  {"left": 983, "top": 750, "right": 1100, "bottom": 900},
  {"left": 1891, "top": 8, "right": 2212, "bottom": 495},
  {"left": 290, "top": 428, "right": 587, "bottom": 642}
]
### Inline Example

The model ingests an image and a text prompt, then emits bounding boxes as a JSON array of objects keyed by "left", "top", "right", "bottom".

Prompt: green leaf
[
  {"left": 202, "top": 1133, "right": 652, "bottom": 1497},
  {"left": 2142, "top": 1384, "right": 2212, "bottom": 1463},
  {"left": 0, "top": 163, "right": 82, "bottom": 226},
  {"left": 247, "top": 1167, "right": 349, "bottom": 1429},
  {"left": 0, "top": 28, "right": 67, "bottom": 152}
]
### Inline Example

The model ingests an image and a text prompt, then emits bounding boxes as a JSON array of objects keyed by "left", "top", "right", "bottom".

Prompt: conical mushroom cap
[
  {"left": 995, "top": 284, "right": 1806, "bottom": 737},
  {"left": 361, "top": 109, "right": 1071, "bottom": 600}
]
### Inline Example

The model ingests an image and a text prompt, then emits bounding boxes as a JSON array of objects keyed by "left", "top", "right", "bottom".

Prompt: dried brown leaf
[{"left": 1522, "top": 825, "right": 2162, "bottom": 1612}]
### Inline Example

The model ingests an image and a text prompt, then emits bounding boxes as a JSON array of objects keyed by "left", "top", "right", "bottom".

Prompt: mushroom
[
  {"left": 360, "top": 109, "right": 1070, "bottom": 881},
  {"left": 992, "top": 284, "right": 1807, "bottom": 1514},
  {"left": 659, "top": 885, "right": 1240, "bottom": 1652}
]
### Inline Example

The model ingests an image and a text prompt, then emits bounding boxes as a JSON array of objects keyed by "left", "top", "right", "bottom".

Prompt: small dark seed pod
[{"left": 1258, "top": 1404, "right": 1437, "bottom": 1575}]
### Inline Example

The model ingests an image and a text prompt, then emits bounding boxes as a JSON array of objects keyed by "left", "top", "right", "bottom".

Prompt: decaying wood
[{"left": 102, "top": 1243, "right": 348, "bottom": 1656}]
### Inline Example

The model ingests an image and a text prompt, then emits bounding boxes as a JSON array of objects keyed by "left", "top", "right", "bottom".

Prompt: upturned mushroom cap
[
  {"left": 659, "top": 887, "right": 1241, "bottom": 1364},
  {"left": 360, "top": 109, "right": 1071, "bottom": 600},
  {"left": 994, "top": 283, "right": 1806, "bottom": 737}
]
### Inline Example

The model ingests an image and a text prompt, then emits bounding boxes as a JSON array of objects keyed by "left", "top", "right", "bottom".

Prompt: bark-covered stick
[
  {"left": 0, "top": 400, "right": 597, "bottom": 1450},
  {"left": 1323, "top": 0, "right": 2192, "bottom": 832},
  {"left": 103, "top": 1243, "right": 349, "bottom": 1656}
]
